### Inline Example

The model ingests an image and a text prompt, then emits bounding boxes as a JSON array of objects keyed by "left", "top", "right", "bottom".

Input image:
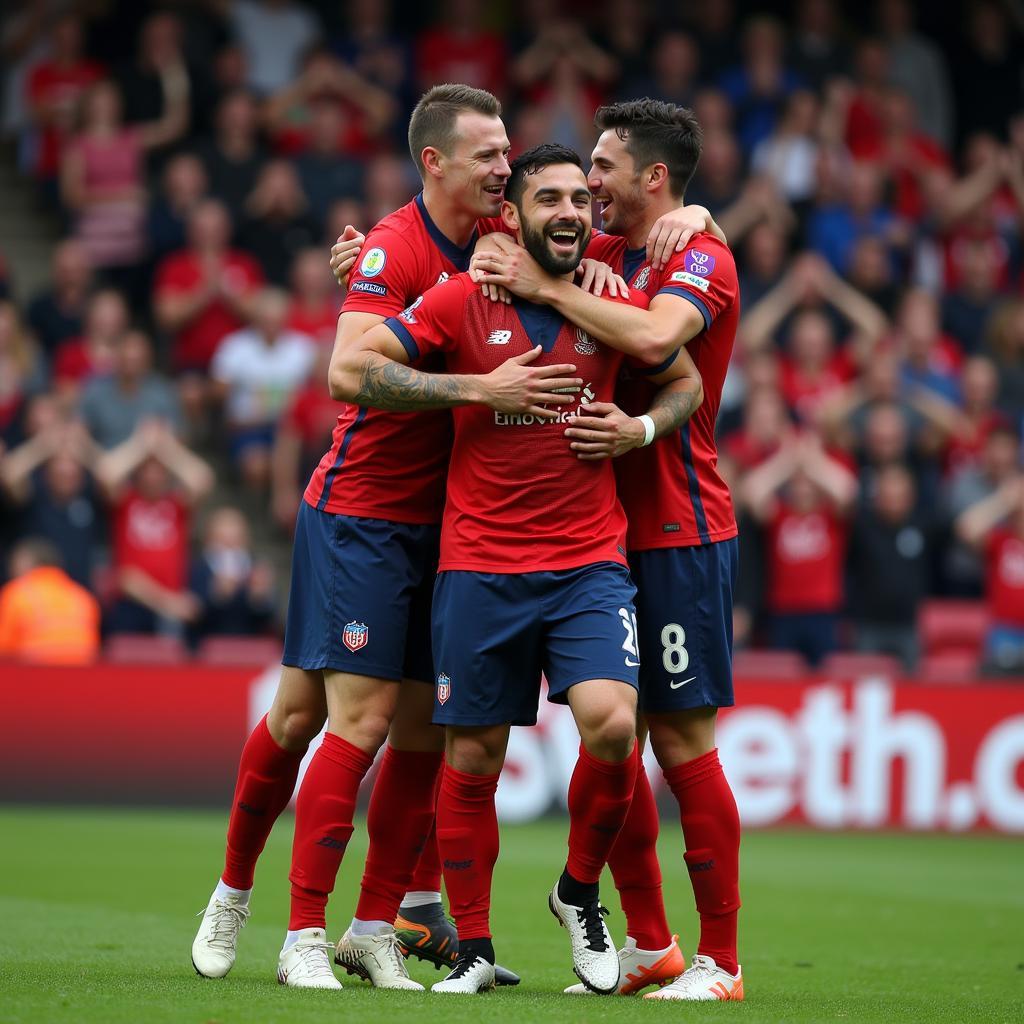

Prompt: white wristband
[{"left": 637, "top": 414, "right": 656, "bottom": 447}]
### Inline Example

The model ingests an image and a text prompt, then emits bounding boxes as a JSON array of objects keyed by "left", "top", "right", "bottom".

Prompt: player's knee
[
  {"left": 273, "top": 706, "right": 325, "bottom": 751},
  {"left": 446, "top": 729, "right": 506, "bottom": 775},
  {"left": 584, "top": 707, "right": 637, "bottom": 762}
]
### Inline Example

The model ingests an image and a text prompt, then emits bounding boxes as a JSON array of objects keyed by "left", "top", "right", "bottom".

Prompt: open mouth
[
  {"left": 483, "top": 184, "right": 505, "bottom": 199},
  {"left": 546, "top": 225, "right": 581, "bottom": 254},
  {"left": 594, "top": 195, "right": 613, "bottom": 216}
]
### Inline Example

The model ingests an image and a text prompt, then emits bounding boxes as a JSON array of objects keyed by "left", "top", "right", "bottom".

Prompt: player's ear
[
  {"left": 645, "top": 162, "right": 669, "bottom": 193},
  {"left": 500, "top": 200, "right": 520, "bottom": 232},
  {"left": 421, "top": 146, "right": 444, "bottom": 180}
]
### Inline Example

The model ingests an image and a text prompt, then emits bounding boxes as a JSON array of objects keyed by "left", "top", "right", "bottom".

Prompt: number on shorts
[
  {"left": 661, "top": 623, "right": 688, "bottom": 674},
  {"left": 619, "top": 607, "right": 639, "bottom": 657}
]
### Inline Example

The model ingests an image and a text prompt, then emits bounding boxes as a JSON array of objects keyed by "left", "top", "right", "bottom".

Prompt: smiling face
[
  {"left": 430, "top": 111, "right": 511, "bottom": 218},
  {"left": 588, "top": 129, "right": 647, "bottom": 237},
  {"left": 503, "top": 162, "right": 593, "bottom": 277}
]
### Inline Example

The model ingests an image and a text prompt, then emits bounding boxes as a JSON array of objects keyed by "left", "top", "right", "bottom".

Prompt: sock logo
[
  {"left": 443, "top": 858, "right": 473, "bottom": 871},
  {"left": 687, "top": 859, "right": 715, "bottom": 872},
  {"left": 316, "top": 836, "right": 348, "bottom": 850},
  {"left": 589, "top": 823, "right": 620, "bottom": 835},
  {"left": 238, "top": 801, "right": 265, "bottom": 816}
]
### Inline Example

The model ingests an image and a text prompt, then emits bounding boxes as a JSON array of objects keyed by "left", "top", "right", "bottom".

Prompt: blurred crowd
[{"left": 0, "top": 0, "right": 1022, "bottom": 671}]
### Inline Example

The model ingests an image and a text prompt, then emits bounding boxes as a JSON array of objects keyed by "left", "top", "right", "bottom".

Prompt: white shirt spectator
[
  {"left": 211, "top": 327, "right": 315, "bottom": 426},
  {"left": 229, "top": 0, "right": 320, "bottom": 96}
]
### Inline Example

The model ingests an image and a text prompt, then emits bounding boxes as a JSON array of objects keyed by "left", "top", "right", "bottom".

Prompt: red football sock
[
  {"left": 435, "top": 762, "right": 500, "bottom": 941},
  {"left": 355, "top": 746, "right": 443, "bottom": 922},
  {"left": 407, "top": 814, "right": 443, "bottom": 894},
  {"left": 607, "top": 753, "right": 672, "bottom": 949},
  {"left": 222, "top": 714, "right": 305, "bottom": 891},
  {"left": 566, "top": 742, "right": 638, "bottom": 885},
  {"left": 663, "top": 748, "right": 741, "bottom": 976},
  {"left": 288, "top": 732, "right": 373, "bottom": 931}
]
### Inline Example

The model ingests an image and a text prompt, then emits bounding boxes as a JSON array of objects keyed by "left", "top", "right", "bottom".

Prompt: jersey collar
[
  {"left": 510, "top": 295, "right": 564, "bottom": 353},
  {"left": 624, "top": 246, "right": 647, "bottom": 283},
  {"left": 414, "top": 192, "right": 477, "bottom": 272}
]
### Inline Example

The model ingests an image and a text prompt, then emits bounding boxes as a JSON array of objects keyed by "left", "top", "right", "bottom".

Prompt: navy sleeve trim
[
  {"left": 657, "top": 287, "right": 713, "bottom": 331},
  {"left": 383, "top": 317, "right": 419, "bottom": 361},
  {"left": 632, "top": 349, "right": 680, "bottom": 376}
]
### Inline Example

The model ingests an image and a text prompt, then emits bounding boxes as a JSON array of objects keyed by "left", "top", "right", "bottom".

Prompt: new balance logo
[
  {"left": 443, "top": 858, "right": 474, "bottom": 870},
  {"left": 486, "top": 330, "right": 512, "bottom": 345},
  {"left": 315, "top": 836, "right": 348, "bottom": 850},
  {"left": 688, "top": 859, "right": 715, "bottom": 872}
]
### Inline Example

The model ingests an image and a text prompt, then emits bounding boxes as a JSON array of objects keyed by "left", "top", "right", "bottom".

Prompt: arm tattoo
[
  {"left": 649, "top": 383, "right": 702, "bottom": 436},
  {"left": 354, "top": 355, "right": 471, "bottom": 411}
]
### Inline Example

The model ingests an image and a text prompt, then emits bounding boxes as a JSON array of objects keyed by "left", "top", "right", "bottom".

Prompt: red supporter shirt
[
  {"left": 986, "top": 529, "right": 1024, "bottom": 629},
  {"left": 765, "top": 503, "right": 846, "bottom": 613},
  {"left": 27, "top": 59, "right": 104, "bottom": 178},
  {"left": 587, "top": 232, "right": 740, "bottom": 550},
  {"left": 304, "top": 194, "right": 505, "bottom": 524},
  {"left": 288, "top": 297, "right": 341, "bottom": 347},
  {"left": 779, "top": 349, "right": 857, "bottom": 424},
  {"left": 112, "top": 489, "right": 189, "bottom": 592},
  {"left": 416, "top": 30, "right": 506, "bottom": 98},
  {"left": 383, "top": 273, "right": 640, "bottom": 572},
  {"left": 154, "top": 251, "right": 264, "bottom": 371},
  {"left": 284, "top": 379, "right": 339, "bottom": 448}
]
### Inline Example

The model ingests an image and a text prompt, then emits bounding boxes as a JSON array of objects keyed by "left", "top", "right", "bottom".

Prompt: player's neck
[
  {"left": 625, "top": 197, "right": 685, "bottom": 252},
  {"left": 421, "top": 187, "right": 479, "bottom": 250}
]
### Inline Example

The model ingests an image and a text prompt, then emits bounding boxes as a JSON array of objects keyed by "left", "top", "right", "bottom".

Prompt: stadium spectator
[
  {"left": 875, "top": 0, "right": 953, "bottom": 149},
  {"left": 26, "top": 239, "right": 93, "bottom": 361},
  {"left": 893, "top": 288, "right": 962, "bottom": 405},
  {"left": 742, "top": 431, "right": 858, "bottom": 665},
  {"left": 596, "top": 0, "right": 652, "bottom": 87},
  {"left": 845, "top": 236, "right": 900, "bottom": 317},
  {"left": 153, "top": 198, "right": 263, "bottom": 382},
  {"left": 1, "top": 0, "right": 51, "bottom": 146},
  {"left": 52, "top": 287, "right": 130, "bottom": 402},
  {"left": 96, "top": 419, "right": 213, "bottom": 635},
  {"left": 787, "top": 0, "right": 851, "bottom": 91},
  {"left": 957, "top": 476, "right": 1024, "bottom": 674},
  {"left": 79, "top": 330, "right": 181, "bottom": 449},
  {"left": 751, "top": 89, "right": 821, "bottom": 207},
  {"left": 60, "top": 75, "right": 188, "bottom": 298},
  {"left": 189, "top": 506, "right": 275, "bottom": 640},
  {"left": 0, "top": 300, "right": 45, "bottom": 448},
  {"left": 270, "top": 344, "right": 335, "bottom": 530},
  {"left": 986, "top": 299, "right": 1024, "bottom": 425},
  {"left": 722, "top": 385, "right": 791, "bottom": 471},
  {"left": 616, "top": 31, "right": 698, "bottom": 108},
  {"left": 24, "top": 14, "right": 103, "bottom": 199},
  {"left": 0, "top": 417, "right": 103, "bottom": 590},
  {"left": 228, "top": 0, "right": 322, "bottom": 98},
  {"left": 848, "top": 462, "right": 937, "bottom": 669},
  {"left": 194, "top": 89, "right": 267, "bottom": 223},
  {"left": 362, "top": 153, "right": 417, "bottom": 226},
  {"left": 0, "top": 537, "right": 100, "bottom": 664},
  {"left": 236, "top": 160, "right": 319, "bottom": 286},
  {"left": 146, "top": 152, "right": 210, "bottom": 268},
  {"left": 415, "top": 0, "right": 506, "bottom": 98},
  {"left": 210, "top": 287, "right": 315, "bottom": 491},
  {"left": 685, "top": 0, "right": 738, "bottom": 80},
  {"left": 941, "top": 235, "right": 1004, "bottom": 356},
  {"left": 737, "top": 220, "right": 788, "bottom": 309},
  {"left": 286, "top": 248, "right": 340, "bottom": 346}
]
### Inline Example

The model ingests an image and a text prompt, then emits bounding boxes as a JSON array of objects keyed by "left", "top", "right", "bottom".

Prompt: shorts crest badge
[
  {"left": 436, "top": 672, "right": 451, "bottom": 705},
  {"left": 343, "top": 621, "right": 369, "bottom": 652}
]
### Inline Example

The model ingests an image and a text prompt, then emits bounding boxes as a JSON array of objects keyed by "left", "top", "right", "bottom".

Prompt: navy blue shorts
[
  {"left": 282, "top": 502, "right": 439, "bottom": 682},
  {"left": 431, "top": 561, "right": 639, "bottom": 727},
  {"left": 630, "top": 538, "right": 738, "bottom": 712}
]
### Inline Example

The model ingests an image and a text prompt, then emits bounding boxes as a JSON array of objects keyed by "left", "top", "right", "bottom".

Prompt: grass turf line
[{"left": 0, "top": 806, "right": 1021, "bottom": 1023}]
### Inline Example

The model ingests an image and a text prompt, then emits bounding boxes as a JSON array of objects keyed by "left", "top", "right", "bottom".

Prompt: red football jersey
[
  {"left": 382, "top": 273, "right": 641, "bottom": 573},
  {"left": 112, "top": 490, "right": 189, "bottom": 593},
  {"left": 589, "top": 232, "right": 740, "bottom": 550},
  {"left": 986, "top": 529, "right": 1024, "bottom": 629},
  {"left": 765, "top": 503, "right": 847, "bottom": 614},
  {"left": 304, "top": 195, "right": 505, "bottom": 524}
]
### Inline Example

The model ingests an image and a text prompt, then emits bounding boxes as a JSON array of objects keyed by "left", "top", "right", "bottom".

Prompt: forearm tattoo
[
  {"left": 354, "top": 357, "right": 469, "bottom": 411},
  {"left": 650, "top": 384, "right": 702, "bottom": 434}
]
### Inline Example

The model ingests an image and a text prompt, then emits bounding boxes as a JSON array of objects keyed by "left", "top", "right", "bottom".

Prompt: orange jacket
[{"left": 0, "top": 567, "right": 100, "bottom": 664}]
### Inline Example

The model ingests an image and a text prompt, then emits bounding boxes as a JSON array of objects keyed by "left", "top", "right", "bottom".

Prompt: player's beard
[
  {"left": 521, "top": 217, "right": 591, "bottom": 277},
  {"left": 600, "top": 178, "right": 645, "bottom": 236}
]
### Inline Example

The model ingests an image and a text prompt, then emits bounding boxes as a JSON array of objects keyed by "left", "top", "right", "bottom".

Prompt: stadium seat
[
  {"left": 819, "top": 652, "right": 903, "bottom": 679},
  {"left": 917, "top": 649, "right": 980, "bottom": 684},
  {"left": 918, "top": 600, "right": 988, "bottom": 655},
  {"left": 104, "top": 634, "right": 188, "bottom": 664},
  {"left": 197, "top": 636, "right": 282, "bottom": 666},
  {"left": 732, "top": 649, "right": 808, "bottom": 678}
]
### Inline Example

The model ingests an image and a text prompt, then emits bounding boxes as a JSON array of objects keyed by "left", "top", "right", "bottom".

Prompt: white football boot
[
  {"left": 548, "top": 883, "right": 619, "bottom": 994},
  {"left": 431, "top": 953, "right": 497, "bottom": 994},
  {"left": 191, "top": 893, "right": 250, "bottom": 978},
  {"left": 564, "top": 935, "right": 686, "bottom": 995},
  {"left": 334, "top": 927, "right": 424, "bottom": 989},
  {"left": 643, "top": 953, "right": 744, "bottom": 1001},
  {"left": 276, "top": 928, "right": 343, "bottom": 989}
]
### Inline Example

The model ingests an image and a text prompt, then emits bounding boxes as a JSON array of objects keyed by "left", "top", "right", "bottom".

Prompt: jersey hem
[
  {"left": 301, "top": 494, "right": 442, "bottom": 526},
  {"left": 437, "top": 553, "right": 629, "bottom": 574},
  {"left": 626, "top": 524, "right": 738, "bottom": 552}
]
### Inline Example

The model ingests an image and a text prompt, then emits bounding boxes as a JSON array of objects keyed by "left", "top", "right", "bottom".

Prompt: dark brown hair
[{"left": 408, "top": 84, "right": 502, "bottom": 177}]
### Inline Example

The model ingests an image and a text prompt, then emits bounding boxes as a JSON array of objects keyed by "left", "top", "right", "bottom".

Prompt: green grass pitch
[{"left": 0, "top": 806, "right": 1020, "bottom": 1023}]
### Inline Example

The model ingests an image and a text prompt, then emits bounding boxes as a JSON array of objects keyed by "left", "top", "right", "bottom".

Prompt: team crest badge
[
  {"left": 343, "top": 621, "right": 369, "bottom": 652},
  {"left": 436, "top": 673, "right": 451, "bottom": 705},
  {"left": 360, "top": 247, "right": 387, "bottom": 278},
  {"left": 634, "top": 266, "right": 651, "bottom": 291},
  {"left": 574, "top": 327, "right": 597, "bottom": 355}
]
